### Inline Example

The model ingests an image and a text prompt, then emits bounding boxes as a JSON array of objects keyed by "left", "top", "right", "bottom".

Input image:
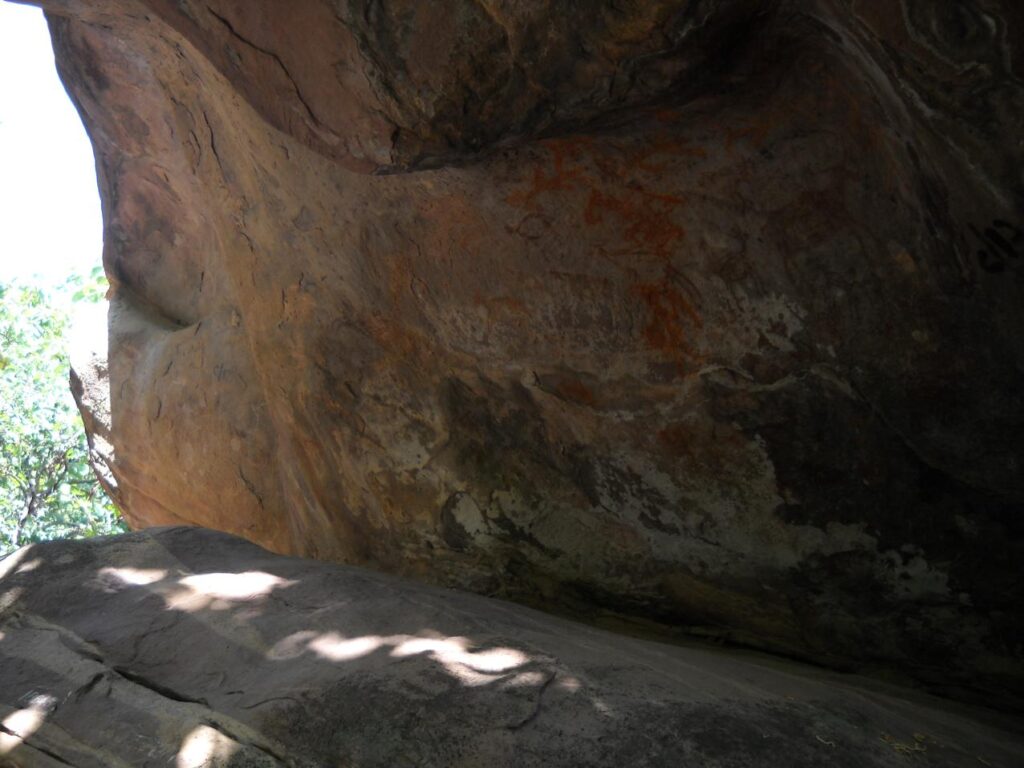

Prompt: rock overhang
[{"left": 23, "top": 0, "right": 1024, "bottom": 708}]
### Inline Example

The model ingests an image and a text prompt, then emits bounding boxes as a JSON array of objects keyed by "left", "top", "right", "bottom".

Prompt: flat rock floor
[{"left": 0, "top": 527, "right": 1021, "bottom": 767}]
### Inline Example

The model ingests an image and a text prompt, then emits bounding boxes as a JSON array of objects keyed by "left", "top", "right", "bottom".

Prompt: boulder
[
  {"left": 1, "top": 527, "right": 1022, "bottom": 767},
  {"left": 31, "top": 0, "right": 1024, "bottom": 701}
]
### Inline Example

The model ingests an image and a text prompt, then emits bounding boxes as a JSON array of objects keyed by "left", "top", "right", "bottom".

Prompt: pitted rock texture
[
  {"left": 1, "top": 528, "right": 1022, "bottom": 767},
  {"left": 36, "top": 0, "right": 1024, "bottom": 703}
]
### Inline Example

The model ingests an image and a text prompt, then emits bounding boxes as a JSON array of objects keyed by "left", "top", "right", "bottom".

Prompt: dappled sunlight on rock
[
  {"left": 501, "top": 670, "right": 548, "bottom": 689},
  {"left": 163, "top": 571, "right": 296, "bottom": 613},
  {"left": 0, "top": 588, "right": 22, "bottom": 612},
  {"left": 557, "top": 675, "right": 581, "bottom": 692},
  {"left": 97, "top": 564, "right": 296, "bottom": 614},
  {"left": 12, "top": 558, "right": 42, "bottom": 575},
  {"left": 590, "top": 698, "right": 615, "bottom": 717},
  {"left": 270, "top": 629, "right": 533, "bottom": 685},
  {"left": 0, "top": 547, "right": 37, "bottom": 580},
  {"left": 175, "top": 724, "right": 239, "bottom": 768},
  {"left": 99, "top": 566, "right": 168, "bottom": 586},
  {"left": 0, "top": 694, "right": 54, "bottom": 756},
  {"left": 391, "top": 636, "right": 528, "bottom": 680},
  {"left": 307, "top": 632, "right": 384, "bottom": 663},
  {"left": 173, "top": 571, "right": 295, "bottom": 602},
  {"left": 265, "top": 630, "right": 319, "bottom": 661}
]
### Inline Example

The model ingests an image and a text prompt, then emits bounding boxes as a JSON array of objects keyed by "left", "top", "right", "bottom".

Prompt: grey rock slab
[{"left": 0, "top": 527, "right": 1021, "bottom": 767}]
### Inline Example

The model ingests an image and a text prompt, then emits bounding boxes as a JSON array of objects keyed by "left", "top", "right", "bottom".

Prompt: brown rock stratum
[{"left": 30, "top": 0, "right": 1024, "bottom": 704}]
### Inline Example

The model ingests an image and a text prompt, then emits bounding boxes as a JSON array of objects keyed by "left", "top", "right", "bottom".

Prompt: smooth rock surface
[
  {"left": 0, "top": 527, "right": 1022, "bottom": 767},
  {"left": 27, "top": 0, "right": 1024, "bottom": 702}
]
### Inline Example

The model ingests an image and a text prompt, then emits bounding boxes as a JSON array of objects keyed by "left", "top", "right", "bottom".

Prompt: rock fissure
[
  {"left": 111, "top": 665, "right": 211, "bottom": 708},
  {"left": 505, "top": 670, "right": 557, "bottom": 731},
  {"left": 200, "top": 108, "right": 224, "bottom": 175},
  {"left": 205, "top": 5, "right": 335, "bottom": 142}
]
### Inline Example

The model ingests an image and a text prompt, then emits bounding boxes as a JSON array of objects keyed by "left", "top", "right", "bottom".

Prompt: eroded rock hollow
[{"left": 38, "top": 0, "right": 1024, "bottom": 704}]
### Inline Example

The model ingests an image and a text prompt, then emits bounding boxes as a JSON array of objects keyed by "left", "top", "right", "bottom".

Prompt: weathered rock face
[
  {"left": 35, "top": 0, "right": 1024, "bottom": 702},
  {"left": 1, "top": 528, "right": 1023, "bottom": 767}
]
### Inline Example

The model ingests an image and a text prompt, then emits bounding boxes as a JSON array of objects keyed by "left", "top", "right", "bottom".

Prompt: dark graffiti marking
[{"left": 971, "top": 219, "right": 1023, "bottom": 273}]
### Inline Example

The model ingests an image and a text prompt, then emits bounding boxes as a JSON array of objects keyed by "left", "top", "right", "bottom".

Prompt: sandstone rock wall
[{"left": 34, "top": 0, "right": 1024, "bottom": 703}]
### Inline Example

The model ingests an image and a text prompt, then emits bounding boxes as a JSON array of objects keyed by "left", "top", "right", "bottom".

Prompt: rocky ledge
[{"left": 0, "top": 527, "right": 1021, "bottom": 767}]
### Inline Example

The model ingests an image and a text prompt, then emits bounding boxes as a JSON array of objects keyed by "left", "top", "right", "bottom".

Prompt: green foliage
[{"left": 0, "top": 268, "right": 126, "bottom": 555}]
